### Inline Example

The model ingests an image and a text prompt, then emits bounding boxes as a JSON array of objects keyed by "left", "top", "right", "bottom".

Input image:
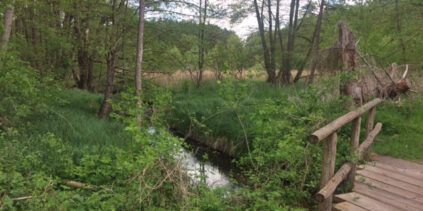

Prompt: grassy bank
[
  {"left": 0, "top": 89, "right": 231, "bottom": 210},
  {"left": 168, "top": 79, "right": 423, "bottom": 208},
  {"left": 169, "top": 80, "right": 344, "bottom": 156},
  {"left": 373, "top": 95, "right": 423, "bottom": 161},
  {"left": 24, "top": 89, "right": 132, "bottom": 152},
  {"left": 170, "top": 80, "right": 423, "bottom": 162}
]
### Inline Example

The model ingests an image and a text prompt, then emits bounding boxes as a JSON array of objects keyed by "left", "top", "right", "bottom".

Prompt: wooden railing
[{"left": 309, "top": 98, "right": 383, "bottom": 211}]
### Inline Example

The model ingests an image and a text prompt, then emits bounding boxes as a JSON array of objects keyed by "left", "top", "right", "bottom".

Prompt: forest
[{"left": 0, "top": 0, "right": 423, "bottom": 210}]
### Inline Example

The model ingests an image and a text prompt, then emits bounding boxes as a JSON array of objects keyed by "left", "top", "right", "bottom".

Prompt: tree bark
[
  {"left": 0, "top": 0, "right": 15, "bottom": 57},
  {"left": 196, "top": 0, "right": 207, "bottom": 88},
  {"left": 98, "top": 52, "right": 116, "bottom": 118},
  {"left": 135, "top": 0, "right": 145, "bottom": 105},
  {"left": 267, "top": 0, "right": 276, "bottom": 80},
  {"left": 98, "top": 0, "right": 127, "bottom": 118},
  {"left": 276, "top": 0, "right": 298, "bottom": 84},
  {"left": 253, "top": 0, "right": 275, "bottom": 83},
  {"left": 307, "top": 0, "right": 325, "bottom": 84}
]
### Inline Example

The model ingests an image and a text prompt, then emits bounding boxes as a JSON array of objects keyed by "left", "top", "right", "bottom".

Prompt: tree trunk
[
  {"left": 276, "top": 0, "right": 297, "bottom": 84},
  {"left": 135, "top": 0, "right": 145, "bottom": 105},
  {"left": 0, "top": 0, "right": 15, "bottom": 57},
  {"left": 98, "top": 52, "right": 117, "bottom": 118},
  {"left": 307, "top": 0, "right": 325, "bottom": 84},
  {"left": 267, "top": 0, "right": 276, "bottom": 80},
  {"left": 196, "top": 0, "right": 207, "bottom": 88},
  {"left": 77, "top": 48, "right": 91, "bottom": 90},
  {"left": 253, "top": 0, "right": 275, "bottom": 83}
]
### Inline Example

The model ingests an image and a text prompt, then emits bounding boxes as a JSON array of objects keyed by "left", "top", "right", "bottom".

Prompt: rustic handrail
[
  {"left": 309, "top": 98, "right": 383, "bottom": 211},
  {"left": 309, "top": 98, "right": 382, "bottom": 144}
]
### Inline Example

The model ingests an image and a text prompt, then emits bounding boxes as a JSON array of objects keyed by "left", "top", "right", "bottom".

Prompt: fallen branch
[
  {"left": 12, "top": 196, "right": 33, "bottom": 201},
  {"left": 63, "top": 180, "right": 95, "bottom": 189}
]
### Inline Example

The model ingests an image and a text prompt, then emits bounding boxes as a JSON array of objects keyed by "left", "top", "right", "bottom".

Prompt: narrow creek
[
  {"left": 176, "top": 137, "right": 240, "bottom": 189},
  {"left": 149, "top": 128, "right": 240, "bottom": 189}
]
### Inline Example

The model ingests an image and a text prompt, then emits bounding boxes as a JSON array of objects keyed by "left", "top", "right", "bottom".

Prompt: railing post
[
  {"left": 364, "top": 107, "right": 376, "bottom": 160},
  {"left": 348, "top": 117, "right": 361, "bottom": 188},
  {"left": 319, "top": 132, "right": 337, "bottom": 211}
]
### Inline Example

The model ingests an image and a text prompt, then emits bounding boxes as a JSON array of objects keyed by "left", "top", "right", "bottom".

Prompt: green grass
[
  {"left": 170, "top": 81, "right": 296, "bottom": 145},
  {"left": 23, "top": 89, "right": 132, "bottom": 155},
  {"left": 373, "top": 95, "right": 423, "bottom": 161},
  {"left": 169, "top": 80, "right": 345, "bottom": 155},
  {"left": 172, "top": 80, "right": 423, "bottom": 162}
]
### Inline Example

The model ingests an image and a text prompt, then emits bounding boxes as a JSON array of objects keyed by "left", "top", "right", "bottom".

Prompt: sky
[
  {"left": 147, "top": 0, "right": 309, "bottom": 39},
  {"left": 147, "top": 0, "right": 355, "bottom": 39}
]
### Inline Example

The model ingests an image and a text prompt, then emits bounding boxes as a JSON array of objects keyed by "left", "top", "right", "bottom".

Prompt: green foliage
[
  {"left": 373, "top": 95, "right": 423, "bottom": 160},
  {"left": 320, "top": 0, "right": 423, "bottom": 67},
  {"left": 0, "top": 51, "right": 62, "bottom": 129},
  {"left": 1, "top": 89, "right": 224, "bottom": 210},
  {"left": 170, "top": 79, "right": 353, "bottom": 209}
]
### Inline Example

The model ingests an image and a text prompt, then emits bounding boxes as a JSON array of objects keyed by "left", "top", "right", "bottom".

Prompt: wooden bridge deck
[{"left": 333, "top": 154, "right": 423, "bottom": 211}]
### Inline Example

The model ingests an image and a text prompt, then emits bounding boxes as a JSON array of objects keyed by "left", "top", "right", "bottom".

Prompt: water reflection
[
  {"left": 176, "top": 147, "right": 231, "bottom": 188},
  {"left": 149, "top": 128, "right": 236, "bottom": 189}
]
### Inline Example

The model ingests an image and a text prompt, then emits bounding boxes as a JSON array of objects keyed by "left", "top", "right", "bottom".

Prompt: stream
[
  {"left": 176, "top": 137, "right": 239, "bottom": 189},
  {"left": 149, "top": 128, "right": 238, "bottom": 189}
]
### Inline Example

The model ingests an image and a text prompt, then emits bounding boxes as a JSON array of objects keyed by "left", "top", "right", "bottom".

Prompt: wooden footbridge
[{"left": 309, "top": 98, "right": 423, "bottom": 211}]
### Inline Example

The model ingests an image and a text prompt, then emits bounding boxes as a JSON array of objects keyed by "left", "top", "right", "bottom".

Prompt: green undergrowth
[
  {"left": 169, "top": 78, "right": 357, "bottom": 208},
  {"left": 23, "top": 89, "right": 133, "bottom": 154},
  {"left": 373, "top": 95, "right": 423, "bottom": 161},
  {"left": 169, "top": 79, "right": 346, "bottom": 155},
  {"left": 0, "top": 88, "right": 236, "bottom": 210}
]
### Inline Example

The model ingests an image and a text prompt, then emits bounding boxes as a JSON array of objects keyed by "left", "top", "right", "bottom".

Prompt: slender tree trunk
[
  {"left": 196, "top": 0, "right": 207, "bottom": 88},
  {"left": 98, "top": 52, "right": 116, "bottom": 118},
  {"left": 0, "top": 0, "right": 15, "bottom": 57},
  {"left": 277, "top": 0, "right": 297, "bottom": 84},
  {"left": 77, "top": 47, "right": 90, "bottom": 90},
  {"left": 98, "top": 0, "right": 127, "bottom": 118},
  {"left": 307, "top": 0, "right": 325, "bottom": 84},
  {"left": 395, "top": 0, "right": 406, "bottom": 64},
  {"left": 275, "top": 0, "right": 285, "bottom": 81},
  {"left": 293, "top": 42, "right": 314, "bottom": 82},
  {"left": 135, "top": 0, "right": 145, "bottom": 106},
  {"left": 268, "top": 0, "right": 276, "bottom": 80},
  {"left": 253, "top": 0, "right": 275, "bottom": 83},
  {"left": 293, "top": 1, "right": 320, "bottom": 82}
]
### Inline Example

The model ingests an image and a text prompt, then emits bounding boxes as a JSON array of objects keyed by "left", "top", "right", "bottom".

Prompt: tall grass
[
  {"left": 171, "top": 80, "right": 423, "bottom": 161},
  {"left": 23, "top": 89, "right": 132, "bottom": 156}
]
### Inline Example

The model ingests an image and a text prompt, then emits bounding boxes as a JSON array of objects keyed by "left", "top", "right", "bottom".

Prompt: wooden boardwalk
[{"left": 333, "top": 154, "right": 423, "bottom": 211}]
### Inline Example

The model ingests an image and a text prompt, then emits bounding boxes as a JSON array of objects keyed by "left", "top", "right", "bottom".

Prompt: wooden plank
[
  {"left": 355, "top": 175, "right": 420, "bottom": 199},
  {"left": 348, "top": 117, "right": 361, "bottom": 187},
  {"left": 309, "top": 98, "right": 382, "bottom": 144},
  {"left": 317, "top": 162, "right": 353, "bottom": 202},
  {"left": 371, "top": 154, "right": 423, "bottom": 174},
  {"left": 364, "top": 108, "right": 376, "bottom": 139},
  {"left": 319, "top": 132, "right": 337, "bottom": 211},
  {"left": 371, "top": 162, "right": 423, "bottom": 180},
  {"left": 354, "top": 182, "right": 423, "bottom": 211},
  {"left": 334, "top": 192, "right": 400, "bottom": 211},
  {"left": 361, "top": 165, "right": 423, "bottom": 188},
  {"left": 358, "top": 123, "right": 382, "bottom": 160},
  {"left": 357, "top": 170, "right": 423, "bottom": 195},
  {"left": 333, "top": 202, "right": 368, "bottom": 211}
]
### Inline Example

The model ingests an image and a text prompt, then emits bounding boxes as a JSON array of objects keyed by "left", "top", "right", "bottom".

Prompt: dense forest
[{"left": 0, "top": 0, "right": 422, "bottom": 210}]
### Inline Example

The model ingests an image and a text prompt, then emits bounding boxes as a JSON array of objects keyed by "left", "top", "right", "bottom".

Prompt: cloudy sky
[
  {"left": 147, "top": 0, "right": 355, "bottom": 39},
  {"left": 147, "top": 0, "right": 310, "bottom": 39}
]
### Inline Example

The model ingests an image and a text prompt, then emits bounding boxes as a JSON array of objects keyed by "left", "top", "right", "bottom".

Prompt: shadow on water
[{"left": 170, "top": 130, "right": 244, "bottom": 189}]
